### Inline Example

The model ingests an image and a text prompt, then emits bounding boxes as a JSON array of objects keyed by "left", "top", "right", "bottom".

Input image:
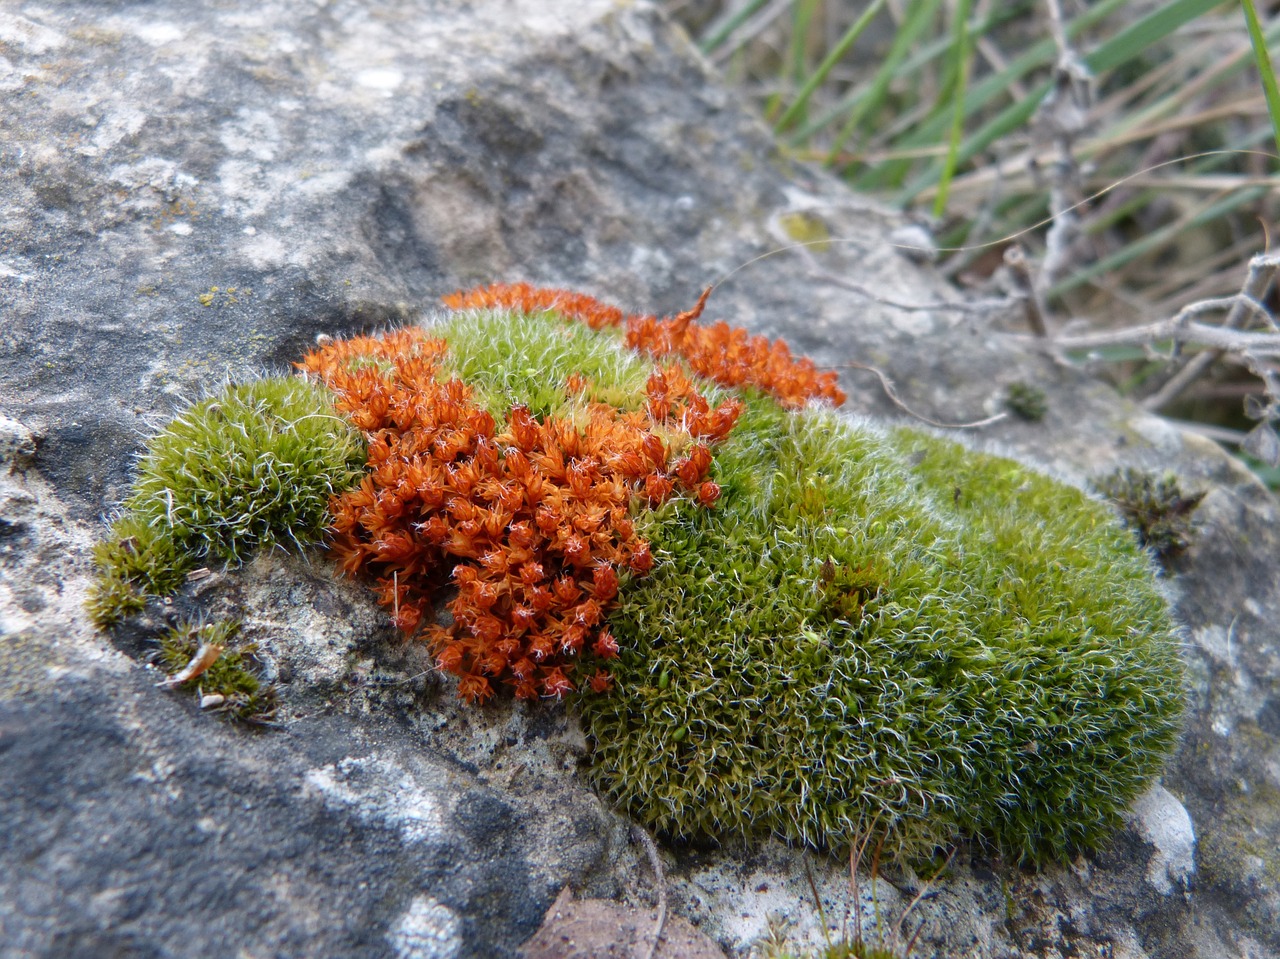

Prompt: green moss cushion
[{"left": 579, "top": 401, "right": 1183, "bottom": 864}]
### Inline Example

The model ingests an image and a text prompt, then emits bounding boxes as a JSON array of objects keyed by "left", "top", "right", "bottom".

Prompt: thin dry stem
[
  {"left": 1049, "top": 296, "right": 1279, "bottom": 355},
  {"left": 811, "top": 269, "right": 1015, "bottom": 314},
  {"left": 840, "top": 360, "right": 1009, "bottom": 429},
  {"left": 1004, "top": 245, "right": 1055, "bottom": 339},
  {"left": 1035, "top": 0, "right": 1092, "bottom": 289},
  {"left": 1142, "top": 252, "right": 1280, "bottom": 410},
  {"left": 630, "top": 825, "right": 668, "bottom": 959}
]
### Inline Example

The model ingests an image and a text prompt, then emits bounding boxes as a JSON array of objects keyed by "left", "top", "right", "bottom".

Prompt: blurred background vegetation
[{"left": 665, "top": 0, "right": 1280, "bottom": 485}]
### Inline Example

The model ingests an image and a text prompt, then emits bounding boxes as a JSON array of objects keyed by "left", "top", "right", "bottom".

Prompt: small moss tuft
[
  {"left": 123, "top": 377, "right": 365, "bottom": 564},
  {"left": 1004, "top": 381, "right": 1048, "bottom": 421},
  {"left": 85, "top": 514, "right": 193, "bottom": 628},
  {"left": 154, "top": 619, "right": 277, "bottom": 723},
  {"left": 88, "top": 376, "right": 365, "bottom": 629},
  {"left": 84, "top": 567, "right": 146, "bottom": 630},
  {"left": 1093, "top": 467, "right": 1205, "bottom": 567}
]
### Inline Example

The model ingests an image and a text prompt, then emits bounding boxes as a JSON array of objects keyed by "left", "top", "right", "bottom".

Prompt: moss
[
  {"left": 1004, "top": 381, "right": 1047, "bottom": 421},
  {"left": 86, "top": 290, "right": 1186, "bottom": 865},
  {"left": 84, "top": 569, "right": 146, "bottom": 630},
  {"left": 578, "top": 396, "right": 1183, "bottom": 864},
  {"left": 88, "top": 376, "right": 364, "bottom": 627},
  {"left": 443, "top": 283, "right": 844, "bottom": 407},
  {"left": 306, "top": 308, "right": 740, "bottom": 700},
  {"left": 154, "top": 619, "right": 277, "bottom": 723},
  {"left": 1093, "top": 467, "right": 1204, "bottom": 567},
  {"left": 121, "top": 376, "right": 364, "bottom": 565},
  {"left": 85, "top": 514, "right": 192, "bottom": 629},
  {"left": 890, "top": 431, "right": 1184, "bottom": 858},
  {"left": 435, "top": 308, "right": 653, "bottom": 418},
  {"left": 421, "top": 298, "right": 1183, "bottom": 864}
]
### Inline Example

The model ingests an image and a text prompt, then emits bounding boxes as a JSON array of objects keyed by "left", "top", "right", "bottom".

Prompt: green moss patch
[
  {"left": 124, "top": 377, "right": 365, "bottom": 562},
  {"left": 88, "top": 376, "right": 364, "bottom": 629},
  {"left": 436, "top": 308, "right": 653, "bottom": 418},
  {"left": 579, "top": 400, "right": 1184, "bottom": 864},
  {"left": 154, "top": 619, "right": 277, "bottom": 723}
]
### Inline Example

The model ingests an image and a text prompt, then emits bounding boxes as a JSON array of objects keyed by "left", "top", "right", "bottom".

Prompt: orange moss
[
  {"left": 442, "top": 283, "right": 846, "bottom": 408},
  {"left": 299, "top": 329, "right": 741, "bottom": 703},
  {"left": 442, "top": 282, "right": 628, "bottom": 331}
]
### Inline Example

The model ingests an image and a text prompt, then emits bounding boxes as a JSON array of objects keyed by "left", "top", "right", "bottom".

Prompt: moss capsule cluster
[{"left": 298, "top": 313, "right": 740, "bottom": 701}]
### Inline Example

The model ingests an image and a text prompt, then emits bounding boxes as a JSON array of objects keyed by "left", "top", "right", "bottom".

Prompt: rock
[
  {"left": 1129, "top": 785, "right": 1197, "bottom": 897},
  {"left": 520, "top": 887, "right": 727, "bottom": 959},
  {"left": 1, "top": 1, "right": 1278, "bottom": 958},
  {"left": 0, "top": 412, "right": 40, "bottom": 471}
]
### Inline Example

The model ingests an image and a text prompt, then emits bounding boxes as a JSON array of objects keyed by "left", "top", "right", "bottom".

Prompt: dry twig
[
  {"left": 1044, "top": 251, "right": 1280, "bottom": 465},
  {"left": 1035, "top": 0, "right": 1093, "bottom": 290},
  {"left": 630, "top": 825, "right": 668, "bottom": 959},
  {"left": 840, "top": 361, "right": 1008, "bottom": 429},
  {"left": 1003, "top": 245, "right": 1054, "bottom": 338},
  {"left": 1142, "top": 251, "right": 1280, "bottom": 411},
  {"left": 1049, "top": 298, "right": 1278, "bottom": 354}
]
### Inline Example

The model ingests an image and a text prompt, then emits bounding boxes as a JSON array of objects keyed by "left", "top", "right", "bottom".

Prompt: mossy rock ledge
[
  {"left": 2, "top": 2, "right": 1278, "bottom": 958},
  {"left": 88, "top": 300, "right": 1183, "bottom": 917}
]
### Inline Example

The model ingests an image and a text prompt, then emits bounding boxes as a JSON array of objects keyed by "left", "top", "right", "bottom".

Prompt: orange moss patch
[
  {"left": 443, "top": 282, "right": 628, "bottom": 331},
  {"left": 442, "top": 283, "right": 846, "bottom": 408},
  {"left": 299, "top": 328, "right": 741, "bottom": 703}
]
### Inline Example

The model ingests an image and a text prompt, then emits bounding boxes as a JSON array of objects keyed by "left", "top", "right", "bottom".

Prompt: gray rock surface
[{"left": 1, "top": 1, "right": 1278, "bottom": 957}]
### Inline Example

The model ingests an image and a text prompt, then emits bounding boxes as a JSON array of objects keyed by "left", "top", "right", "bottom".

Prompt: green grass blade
[
  {"left": 1049, "top": 186, "right": 1269, "bottom": 298},
  {"left": 789, "top": 0, "right": 820, "bottom": 83},
  {"left": 773, "top": 0, "right": 823, "bottom": 125},
  {"left": 934, "top": 0, "right": 974, "bottom": 217},
  {"left": 698, "top": 0, "right": 773, "bottom": 54},
  {"left": 895, "top": 0, "right": 1225, "bottom": 204},
  {"left": 775, "top": 0, "right": 890, "bottom": 133},
  {"left": 792, "top": 1, "right": 1015, "bottom": 147},
  {"left": 821, "top": 0, "right": 944, "bottom": 162},
  {"left": 863, "top": 0, "right": 1132, "bottom": 194},
  {"left": 1088, "top": 0, "right": 1227, "bottom": 74},
  {"left": 1240, "top": 0, "right": 1280, "bottom": 162}
]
